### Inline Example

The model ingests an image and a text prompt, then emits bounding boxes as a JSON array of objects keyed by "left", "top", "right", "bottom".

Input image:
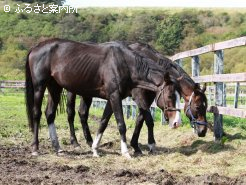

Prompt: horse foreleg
[
  {"left": 144, "top": 110, "right": 156, "bottom": 153},
  {"left": 92, "top": 102, "right": 112, "bottom": 157},
  {"left": 130, "top": 109, "right": 144, "bottom": 155},
  {"left": 66, "top": 92, "right": 80, "bottom": 148},
  {"left": 109, "top": 91, "right": 131, "bottom": 158},
  {"left": 78, "top": 97, "right": 93, "bottom": 146}
]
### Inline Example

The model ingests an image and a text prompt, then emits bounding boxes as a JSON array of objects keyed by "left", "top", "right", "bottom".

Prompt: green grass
[{"left": 0, "top": 92, "right": 246, "bottom": 178}]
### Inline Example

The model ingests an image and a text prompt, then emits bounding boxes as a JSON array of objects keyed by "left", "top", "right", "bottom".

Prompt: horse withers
[{"left": 25, "top": 39, "right": 181, "bottom": 157}]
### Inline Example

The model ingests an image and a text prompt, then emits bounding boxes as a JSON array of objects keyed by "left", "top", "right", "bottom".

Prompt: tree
[{"left": 156, "top": 15, "right": 184, "bottom": 55}]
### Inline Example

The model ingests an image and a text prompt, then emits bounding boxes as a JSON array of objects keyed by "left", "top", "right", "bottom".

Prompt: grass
[{"left": 0, "top": 92, "right": 246, "bottom": 178}]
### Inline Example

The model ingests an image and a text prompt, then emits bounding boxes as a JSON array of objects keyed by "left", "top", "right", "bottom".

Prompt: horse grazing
[
  {"left": 66, "top": 72, "right": 181, "bottom": 155},
  {"left": 25, "top": 39, "right": 180, "bottom": 157},
  {"left": 65, "top": 42, "right": 208, "bottom": 154},
  {"left": 129, "top": 42, "right": 208, "bottom": 135}
]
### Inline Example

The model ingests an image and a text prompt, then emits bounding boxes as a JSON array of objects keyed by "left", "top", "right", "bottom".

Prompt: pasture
[{"left": 0, "top": 91, "right": 246, "bottom": 184}]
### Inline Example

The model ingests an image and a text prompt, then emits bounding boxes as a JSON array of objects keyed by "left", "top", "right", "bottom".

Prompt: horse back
[{"left": 28, "top": 39, "right": 132, "bottom": 98}]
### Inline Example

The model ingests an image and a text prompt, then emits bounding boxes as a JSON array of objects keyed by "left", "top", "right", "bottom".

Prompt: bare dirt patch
[{"left": 1, "top": 145, "right": 245, "bottom": 185}]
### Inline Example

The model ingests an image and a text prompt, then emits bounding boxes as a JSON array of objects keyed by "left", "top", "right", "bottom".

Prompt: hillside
[{"left": 0, "top": 1, "right": 245, "bottom": 79}]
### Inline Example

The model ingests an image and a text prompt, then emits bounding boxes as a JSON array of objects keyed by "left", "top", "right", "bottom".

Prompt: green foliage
[
  {"left": 0, "top": 2, "right": 246, "bottom": 79},
  {"left": 221, "top": 136, "right": 229, "bottom": 145},
  {"left": 156, "top": 14, "right": 184, "bottom": 55}
]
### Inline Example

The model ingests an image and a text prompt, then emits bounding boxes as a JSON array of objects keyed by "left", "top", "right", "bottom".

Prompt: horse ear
[
  {"left": 164, "top": 72, "right": 171, "bottom": 83},
  {"left": 201, "top": 83, "right": 207, "bottom": 93},
  {"left": 194, "top": 83, "right": 200, "bottom": 90},
  {"left": 194, "top": 83, "right": 201, "bottom": 95}
]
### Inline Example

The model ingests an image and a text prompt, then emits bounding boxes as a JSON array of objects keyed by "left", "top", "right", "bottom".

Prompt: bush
[{"left": 156, "top": 14, "right": 184, "bottom": 55}]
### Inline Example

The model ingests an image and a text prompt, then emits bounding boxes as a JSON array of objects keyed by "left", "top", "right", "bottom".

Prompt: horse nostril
[
  {"left": 198, "top": 130, "right": 206, "bottom": 137},
  {"left": 173, "top": 122, "right": 178, "bottom": 128}
]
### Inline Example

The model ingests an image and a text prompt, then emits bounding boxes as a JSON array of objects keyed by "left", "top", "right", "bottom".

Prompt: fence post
[
  {"left": 175, "top": 59, "right": 183, "bottom": 68},
  {"left": 150, "top": 107, "right": 155, "bottom": 121},
  {"left": 126, "top": 97, "right": 131, "bottom": 119},
  {"left": 161, "top": 111, "right": 167, "bottom": 125},
  {"left": 223, "top": 83, "right": 227, "bottom": 107},
  {"left": 132, "top": 105, "right": 136, "bottom": 120},
  {"left": 208, "top": 87, "right": 212, "bottom": 106},
  {"left": 234, "top": 82, "right": 240, "bottom": 108},
  {"left": 191, "top": 56, "right": 200, "bottom": 77},
  {"left": 214, "top": 50, "right": 224, "bottom": 141}
]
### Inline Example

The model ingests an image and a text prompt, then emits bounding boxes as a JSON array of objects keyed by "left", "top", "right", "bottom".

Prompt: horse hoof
[
  {"left": 148, "top": 144, "right": 156, "bottom": 153},
  {"left": 31, "top": 151, "right": 39, "bottom": 156},
  {"left": 87, "top": 141, "right": 93, "bottom": 147},
  {"left": 74, "top": 146, "right": 81, "bottom": 151},
  {"left": 57, "top": 149, "right": 65, "bottom": 156},
  {"left": 122, "top": 152, "right": 132, "bottom": 159},
  {"left": 93, "top": 152, "right": 100, "bottom": 157},
  {"left": 148, "top": 150, "right": 156, "bottom": 155},
  {"left": 134, "top": 150, "right": 143, "bottom": 156},
  {"left": 92, "top": 149, "right": 100, "bottom": 157},
  {"left": 133, "top": 147, "right": 143, "bottom": 155}
]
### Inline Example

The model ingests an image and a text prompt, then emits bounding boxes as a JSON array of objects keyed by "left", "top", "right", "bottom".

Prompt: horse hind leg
[
  {"left": 92, "top": 101, "right": 112, "bottom": 157},
  {"left": 32, "top": 84, "right": 46, "bottom": 156},
  {"left": 78, "top": 97, "right": 93, "bottom": 146},
  {"left": 45, "top": 81, "right": 63, "bottom": 154},
  {"left": 66, "top": 92, "right": 80, "bottom": 148}
]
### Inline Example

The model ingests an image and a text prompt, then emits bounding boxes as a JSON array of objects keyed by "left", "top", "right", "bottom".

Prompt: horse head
[
  {"left": 184, "top": 83, "right": 208, "bottom": 137},
  {"left": 156, "top": 72, "right": 182, "bottom": 129}
]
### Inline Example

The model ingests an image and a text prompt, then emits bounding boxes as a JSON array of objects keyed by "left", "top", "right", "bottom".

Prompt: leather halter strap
[
  {"left": 155, "top": 83, "right": 181, "bottom": 113},
  {"left": 185, "top": 92, "right": 207, "bottom": 127}
]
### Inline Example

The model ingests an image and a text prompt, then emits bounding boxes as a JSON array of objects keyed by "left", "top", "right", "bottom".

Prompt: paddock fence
[
  {"left": 1, "top": 37, "right": 246, "bottom": 140},
  {"left": 170, "top": 36, "right": 246, "bottom": 140}
]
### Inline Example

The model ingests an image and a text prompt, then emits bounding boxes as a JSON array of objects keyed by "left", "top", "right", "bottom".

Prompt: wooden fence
[
  {"left": 1, "top": 37, "right": 245, "bottom": 140},
  {"left": 170, "top": 36, "right": 246, "bottom": 140},
  {"left": 0, "top": 80, "right": 25, "bottom": 89}
]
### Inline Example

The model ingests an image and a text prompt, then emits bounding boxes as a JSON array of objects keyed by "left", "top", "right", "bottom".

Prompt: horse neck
[
  {"left": 178, "top": 78, "right": 195, "bottom": 102},
  {"left": 163, "top": 66, "right": 195, "bottom": 102},
  {"left": 124, "top": 52, "right": 162, "bottom": 93}
]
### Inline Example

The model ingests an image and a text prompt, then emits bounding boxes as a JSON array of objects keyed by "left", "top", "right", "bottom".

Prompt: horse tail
[{"left": 25, "top": 50, "right": 34, "bottom": 132}]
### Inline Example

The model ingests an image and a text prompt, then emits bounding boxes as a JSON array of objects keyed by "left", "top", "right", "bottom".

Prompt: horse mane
[
  {"left": 134, "top": 52, "right": 150, "bottom": 79},
  {"left": 136, "top": 42, "right": 196, "bottom": 87}
]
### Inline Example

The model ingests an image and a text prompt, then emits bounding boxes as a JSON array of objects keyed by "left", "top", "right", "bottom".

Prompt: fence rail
[
  {"left": 170, "top": 36, "right": 246, "bottom": 61},
  {"left": 0, "top": 80, "right": 25, "bottom": 88},
  {"left": 171, "top": 36, "right": 246, "bottom": 140}
]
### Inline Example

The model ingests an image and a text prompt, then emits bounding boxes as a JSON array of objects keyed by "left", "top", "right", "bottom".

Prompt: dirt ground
[{"left": 1, "top": 144, "right": 245, "bottom": 185}]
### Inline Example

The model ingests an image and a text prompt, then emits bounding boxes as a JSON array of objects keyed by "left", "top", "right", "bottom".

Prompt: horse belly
[{"left": 51, "top": 65, "right": 106, "bottom": 98}]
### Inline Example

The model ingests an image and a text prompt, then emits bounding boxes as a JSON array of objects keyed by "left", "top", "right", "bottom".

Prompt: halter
[
  {"left": 185, "top": 92, "right": 207, "bottom": 128},
  {"left": 155, "top": 83, "right": 181, "bottom": 120}
]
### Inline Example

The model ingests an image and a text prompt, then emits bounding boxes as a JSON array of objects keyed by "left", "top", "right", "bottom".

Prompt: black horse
[
  {"left": 25, "top": 39, "right": 181, "bottom": 157},
  {"left": 64, "top": 42, "right": 208, "bottom": 155}
]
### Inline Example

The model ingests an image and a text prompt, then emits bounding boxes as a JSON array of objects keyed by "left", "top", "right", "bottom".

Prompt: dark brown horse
[
  {"left": 130, "top": 42, "right": 208, "bottom": 134},
  {"left": 65, "top": 42, "right": 208, "bottom": 155},
  {"left": 25, "top": 39, "right": 181, "bottom": 157}
]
